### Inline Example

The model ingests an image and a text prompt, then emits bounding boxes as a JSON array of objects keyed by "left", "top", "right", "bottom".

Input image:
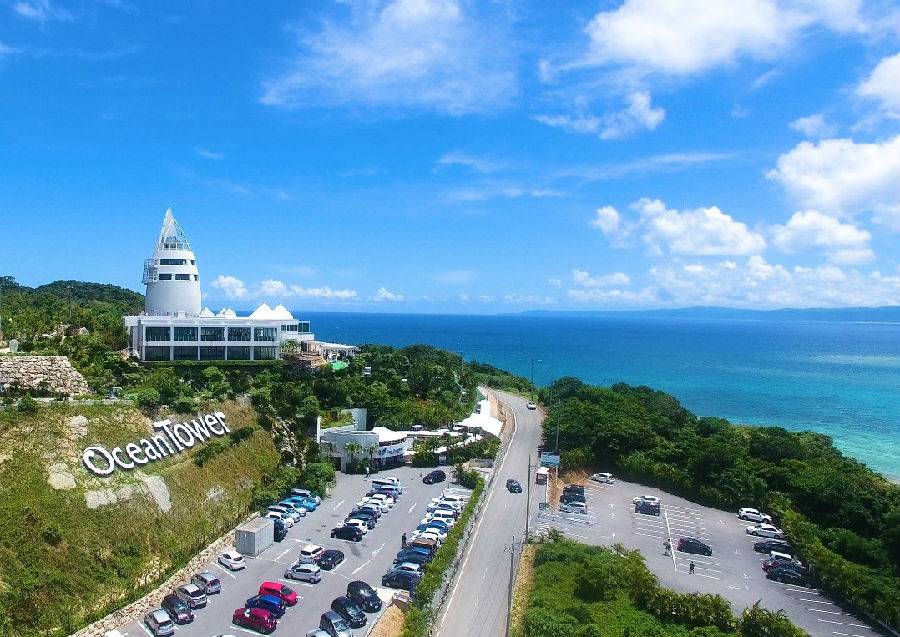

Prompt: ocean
[{"left": 304, "top": 312, "right": 900, "bottom": 480}]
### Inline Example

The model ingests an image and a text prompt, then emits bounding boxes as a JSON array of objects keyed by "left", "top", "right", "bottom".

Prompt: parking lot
[
  {"left": 536, "top": 476, "right": 887, "bottom": 637},
  {"left": 118, "top": 466, "right": 459, "bottom": 636}
]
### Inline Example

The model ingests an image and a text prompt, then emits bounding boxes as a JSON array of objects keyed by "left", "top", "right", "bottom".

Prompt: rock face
[{"left": 0, "top": 355, "right": 90, "bottom": 396}]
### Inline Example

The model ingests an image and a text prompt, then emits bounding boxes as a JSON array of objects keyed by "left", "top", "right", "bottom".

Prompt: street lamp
[{"left": 528, "top": 358, "right": 542, "bottom": 401}]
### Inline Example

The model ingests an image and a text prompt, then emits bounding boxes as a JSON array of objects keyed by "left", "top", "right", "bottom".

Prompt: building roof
[
  {"left": 199, "top": 307, "right": 214, "bottom": 317},
  {"left": 249, "top": 303, "right": 274, "bottom": 319},
  {"left": 372, "top": 426, "right": 409, "bottom": 444},
  {"left": 272, "top": 304, "right": 294, "bottom": 320}
]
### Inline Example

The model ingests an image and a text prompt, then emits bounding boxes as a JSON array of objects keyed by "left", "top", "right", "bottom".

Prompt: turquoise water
[{"left": 305, "top": 312, "right": 900, "bottom": 479}]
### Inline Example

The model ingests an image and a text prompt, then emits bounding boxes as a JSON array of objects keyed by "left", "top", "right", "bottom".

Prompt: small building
[
  {"left": 535, "top": 467, "right": 550, "bottom": 484},
  {"left": 123, "top": 210, "right": 315, "bottom": 361},
  {"left": 318, "top": 408, "right": 413, "bottom": 472},
  {"left": 235, "top": 517, "right": 274, "bottom": 557}
]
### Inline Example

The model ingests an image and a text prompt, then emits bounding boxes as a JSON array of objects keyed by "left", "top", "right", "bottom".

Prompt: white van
[
  {"left": 560, "top": 501, "right": 587, "bottom": 515},
  {"left": 440, "top": 493, "right": 468, "bottom": 506}
]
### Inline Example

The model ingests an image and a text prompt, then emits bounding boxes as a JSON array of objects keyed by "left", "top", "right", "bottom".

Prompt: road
[{"left": 435, "top": 390, "right": 543, "bottom": 637}]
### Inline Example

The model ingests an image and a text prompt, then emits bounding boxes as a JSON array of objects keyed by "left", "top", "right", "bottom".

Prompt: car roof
[
  {"left": 323, "top": 548, "right": 343, "bottom": 556},
  {"left": 150, "top": 609, "right": 170, "bottom": 621},
  {"left": 293, "top": 562, "right": 319, "bottom": 571},
  {"left": 302, "top": 543, "right": 323, "bottom": 551},
  {"left": 180, "top": 584, "right": 201, "bottom": 592}
]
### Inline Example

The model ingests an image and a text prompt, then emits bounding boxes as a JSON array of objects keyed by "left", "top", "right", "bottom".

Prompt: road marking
[
  {"left": 137, "top": 623, "right": 153, "bottom": 637},
  {"left": 818, "top": 619, "right": 844, "bottom": 625},
  {"left": 663, "top": 509, "right": 676, "bottom": 572},
  {"left": 801, "top": 598, "right": 836, "bottom": 605},
  {"left": 483, "top": 566, "right": 490, "bottom": 579},
  {"left": 408, "top": 502, "right": 417, "bottom": 514},
  {"left": 726, "top": 585, "right": 743, "bottom": 590},
  {"left": 212, "top": 564, "right": 237, "bottom": 579},
  {"left": 236, "top": 628, "right": 265, "bottom": 636},
  {"left": 280, "top": 578, "right": 316, "bottom": 587},
  {"left": 786, "top": 584, "right": 818, "bottom": 592},
  {"left": 352, "top": 559, "right": 371, "bottom": 575},
  {"left": 276, "top": 547, "right": 292, "bottom": 561},
  {"left": 810, "top": 608, "right": 843, "bottom": 615},
  {"left": 437, "top": 395, "right": 519, "bottom": 633},
  {"left": 846, "top": 624, "right": 870, "bottom": 629},
  {"left": 832, "top": 632, "right": 849, "bottom": 636},
  {"left": 333, "top": 499, "right": 346, "bottom": 510},
  {"left": 372, "top": 542, "right": 385, "bottom": 556}
]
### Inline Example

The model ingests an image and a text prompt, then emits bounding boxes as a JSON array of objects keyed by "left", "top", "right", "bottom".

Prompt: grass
[{"left": 509, "top": 543, "right": 538, "bottom": 637}]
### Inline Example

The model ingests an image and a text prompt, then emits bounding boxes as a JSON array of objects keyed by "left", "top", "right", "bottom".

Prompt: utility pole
[
  {"left": 528, "top": 358, "right": 542, "bottom": 401},
  {"left": 525, "top": 454, "right": 532, "bottom": 541},
  {"left": 505, "top": 535, "right": 518, "bottom": 637}
]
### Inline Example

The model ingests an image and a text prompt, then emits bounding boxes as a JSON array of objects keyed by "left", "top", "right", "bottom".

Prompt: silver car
[
  {"left": 175, "top": 583, "right": 207, "bottom": 609},
  {"left": 191, "top": 570, "right": 221, "bottom": 594},
  {"left": 284, "top": 562, "right": 322, "bottom": 583},
  {"left": 144, "top": 609, "right": 175, "bottom": 637}
]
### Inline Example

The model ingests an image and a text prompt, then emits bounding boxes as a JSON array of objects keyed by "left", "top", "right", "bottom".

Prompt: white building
[{"left": 124, "top": 210, "right": 314, "bottom": 361}]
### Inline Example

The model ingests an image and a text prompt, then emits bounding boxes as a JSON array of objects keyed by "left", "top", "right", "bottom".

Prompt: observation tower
[{"left": 142, "top": 209, "right": 201, "bottom": 316}]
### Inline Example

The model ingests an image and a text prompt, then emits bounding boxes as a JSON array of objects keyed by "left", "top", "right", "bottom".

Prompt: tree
[{"left": 344, "top": 441, "right": 363, "bottom": 465}]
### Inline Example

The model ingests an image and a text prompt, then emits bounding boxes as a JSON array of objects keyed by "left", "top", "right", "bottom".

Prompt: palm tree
[{"left": 344, "top": 441, "right": 363, "bottom": 466}]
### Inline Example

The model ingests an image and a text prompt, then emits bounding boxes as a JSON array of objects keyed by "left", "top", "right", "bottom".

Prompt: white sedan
[
  {"left": 738, "top": 507, "right": 772, "bottom": 523},
  {"left": 590, "top": 473, "right": 615, "bottom": 484},
  {"left": 218, "top": 550, "right": 246, "bottom": 571},
  {"left": 632, "top": 495, "right": 660, "bottom": 505},
  {"left": 357, "top": 499, "right": 390, "bottom": 513},
  {"left": 746, "top": 523, "right": 785, "bottom": 539},
  {"left": 344, "top": 519, "right": 369, "bottom": 534},
  {"left": 392, "top": 562, "right": 422, "bottom": 574},
  {"left": 422, "top": 514, "right": 456, "bottom": 528},
  {"left": 412, "top": 531, "right": 442, "bottom": 544},
  {"left": 266, "top": 511, "right": 294, "bottom": 527}
]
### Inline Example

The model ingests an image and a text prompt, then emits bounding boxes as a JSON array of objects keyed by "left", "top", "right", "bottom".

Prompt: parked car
[
  {"left": 419, "top": 518, "right": 449, "bottom": 533},
  {"left": 559, "top": 501, "right": 587, "bottom": 514},
  {"left": 274, "top": 524, "right": 288, "bottom": 542},
  {"left": 232, "top": 607, "right": 277, "bottom": 634},
  {"left": 288, "top": 496, "right": 318, "bottom": 511},
  {"left": 349, "top": 511, "right": 377, "bottom": 528},
  {"left": 245, "top": 594, "right": 286, "bottom": 619},
  {"left": 266, "top": 511, "right": 294, "bottom": 527},
  {"left": 259, "top": 581, "right": 299, "bottom": 606},
  {"left": 746, "top": 523, "right": 785, "bottom": 539},
  {"left": 754, "top": 540, "right": 793, "bottom": 555},
  {"left": 320, "top": 549, "right": 346, "bottom": 571},
  {"left": 191, "top": 571, "right": 221, "bottom": 595},
  {"left": 347, "top": 580, "right": 382, "bottom": 612},
  {"left": 268, "top": 504, "right": 304, "bottom": 521},
  {"left": 423, "top": 469, "right": 447, "bottom": 484},
  {"left": 331, "top": 596, "right": 367, "bottom": 628},
  {"left": 560, "top": 492, "right": 586, "bottom": 504},
  {"left": 290, "top": 488, "right": 321, "bottom": 505},
  {"left": 320, "top": 610, "right": 352, "bottom": 637},
  {"left": 397, "top": 547, "right": 433, "bottom": 563},
  {"left": 762, "top": 553, "right": 801, "bottom": 573},
  {"left": 409, "top": 537, "right": 439, "bottom": 555},
  {"left": 284, "top": 562, "right": 322, "bottom": 583},
  {"left": 526, "top": 401, "right": 537, "bottom": 410},
  {"left": 677, "top": 537, "right": 713, "bottom": 556},
  {"left": 161, "top": 593, "right": 194, "bottom": 624},
  {"left": 766, "top": 565, "right": 811, "bottom": 586},
  {"left": 331, "top": 525, "right": 364, "bottom": 542},
  {"left": 391, "top": 561, "right": 422, "bottom": 575},
  {"left": 144, "top": 609, "right": 176, "bottom": 637},
  {"left": 413, "top": 523, "right": 447, "bottom": 540},
  {"left": 738, "top": 507, "right": 773, "bottom": 523},
  {"left": 506, "top": 479, "right": 523, "bottom": 493},
  {"left": 298, "top": 544, "right": 325, "bottom": 564},
  {"left": 563, "top": 484, "right": 585, "bottom": 493},
  {"left": 354, "top": 504, "right": 382, "bottom": 519},
  {"left": 306, "top": 630, "right": 330, "bottom": 637},
  {"left": 218, "top": 550, "right": 246, "bottom": 571},
  {"left": 344, "top": 518, "right": 369, "bottom": 535},
  {"left": 394, "top": 551, "right": 430, "bottom": 568},
  {"left": 176, "top": 584, "right": 207, "bottom": 609},
  {"left": 590, "top": 472, "right": 615, "bottom": 484},
  {"left": 632, "top": 495, "right": 660, "bottom": 506},
  {"left": 357, "top": 498, "right": 390, "bottom": 513},
  {"left": 635, "top": 500, "right": 661, "bottom": 516},
  {"left": 382, "top": 569, "right": 421, "bottom": 592},
  {"left": 369, "top": 493, "right": 396, "bottom": 507}
]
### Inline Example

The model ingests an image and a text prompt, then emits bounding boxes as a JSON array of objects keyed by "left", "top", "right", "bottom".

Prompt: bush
[
  {"left": 16, "top": 394, "right": 38, "bottom": 415},
  {"left": 297, "top": 461, "right": 336, "bottom": 497}
]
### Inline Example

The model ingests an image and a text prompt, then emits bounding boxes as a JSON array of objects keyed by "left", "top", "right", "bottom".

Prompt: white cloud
[
  {"left": 13, "top": 0, "right": 72, "bottom": 21},
  {"left": 590, "top": 205, "right": 623, "bottom": 238},
  {"left": 567, "top": 287, "right": 656, "bottom": 304},
  {"left": 257, "top": 279, "right": 289, "bottom": 297},
  {"left": 211, "top": 275, "right": 248, "bottom": 300},
  {"left": 535, "top": 91, "right": 664, "bottom": 140},
  {"left": 857, "top": 52, "right": 900, "bottom": 120},
  {"left": 372, "top": 286, "right": 404, "bottom": 302},
  {"left": 572, "top": 269, "right": 631, "bottom": 287},
  {"left": 433, "top": 270, "right": 477, "bottom": 284},
  {"left": 789, "top": 113, "right": 836, "bottom": 138},
  {"left": 766, "top": 135, "right": 900, "bottom": 228},
  {"left": 290, "top": 285, "right": 358, "bottom": 300},
  {"left": 502, "top": 293, "right": 557, "bottom": 305},
  {"left": 548, "top": 278, "right": 562, "bottom": 288},
  {"left": 0, "top": 41, "right": 20, "bottom": 56},
  {"left": 532, "top": 113, "right": 601, "bottom": 135},
  {"left": 196, "top": 147, "right": 225, "bottom": 160},
  {"left": 771, "top": 210, "right": 874, "bottom": 264},
  {"left": 631, "top": 198, "right": 766, "bottom": 256},
  {"left": 446, "top": 185, "right": 562, "bottom": 202},
  {"left": 436, "top": 151, "right": 503, "bottom": 173},
  {"left": 260, "top": 0, "right": 516, "bottom": 114},
  {"left": 561, "top": 152, "right": 736, "bottom": 181}
]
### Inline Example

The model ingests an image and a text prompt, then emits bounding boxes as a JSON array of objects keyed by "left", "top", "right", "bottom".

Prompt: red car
[
  {"left": 232, "top": 607, "right": 277, "bottom": 633},
  {"left": 259, "top": 581, "right": 299, "bottom": 606}
]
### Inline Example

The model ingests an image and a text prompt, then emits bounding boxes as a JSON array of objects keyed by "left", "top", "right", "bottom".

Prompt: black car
[
  {"left": 423, "top": 469, "right": 446, "bottom": 484},
  {"left": 274, "top": 524, "right": 287, "bottom": 542},
  {"left": 506, "top": 479, "right": 522, "bottom": 493},
  {"left": 161, "top": 593, "right": 194, "bottom": 624},
  {"left": 677, "top": 537, "right": 713, "bottom": 556},
  {"left": 560, "top": 492, "right": 586, "bottom": 504},
  {"left": 331, "top": 596, "right": 367, "bottom": 628},
  {"left": 347, "top": 514, "right": 376, "bottom": 529},
  {"left": 563, "top": 484, "right": 585, "bottom": 494},
  {"left": 382, "top": 569, "right": 421, "bottom": 592},
  {"left": 355, "top": 504, "right": 382, "bottom": 519},
  {"left": 320, "top": 549, "right": 345, "bottom": 571},
  {"left": 636, "top": 500, "right": 661, "bottom": 516},
  {"left": 331, "top": 525, "right": 364, "bottom": 541},
  {"left": 347, "top": 580, "right": 382, "bottom": 613},
  {"left": 396, "top": 547, "right": 433, "bottom": 563},
  {"left": 754, "top": 540, "right": 792, "bottom": 555},
  {"left": 394, "top": 552, "right": 430, "bottom": 568},
  {"left": 767, "top": 565, "right": 811, "bottom": 586}
]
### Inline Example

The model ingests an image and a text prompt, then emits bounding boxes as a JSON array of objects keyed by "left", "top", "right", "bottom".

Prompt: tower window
[
  {"left": 159, "top": 258, "right": 186, "bottom": 265},
  {"left": 175, "top": 274, "right": 191, "bottom": 280},
  {"left": 158, "top": 274, "right": 172, "bottom": 280}
]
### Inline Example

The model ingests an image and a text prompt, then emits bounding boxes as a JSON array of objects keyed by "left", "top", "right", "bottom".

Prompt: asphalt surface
[
  {"left": 536, "top": 477, "right": 886, "bottom": 637},
  {"left": 118, "top": 465, "right": 456, "bottom": 637},
  {"left": 434, "top": 391, "right": 544, "bottom": 637}
]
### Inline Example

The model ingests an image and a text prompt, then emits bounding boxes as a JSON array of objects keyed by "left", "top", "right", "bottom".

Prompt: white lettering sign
[{"left": 82, "top": 411, "right": 230, "bottom": 476}]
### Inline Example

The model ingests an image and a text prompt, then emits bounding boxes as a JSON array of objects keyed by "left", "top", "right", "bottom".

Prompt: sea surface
[{"left": 305, "top": 312, "right": 900, "bottom": 480}]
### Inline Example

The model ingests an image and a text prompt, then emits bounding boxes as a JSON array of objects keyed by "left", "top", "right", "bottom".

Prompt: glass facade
[
  {"left": 145, "top": 326, "right": 171, "bottom": 341},
  {"left": 227, "top": 346, "right": 251, "bottom": 360},
  {"left": 144, "top": 346, "right": 170, "bottom": 361},
  {"left": 159, "top": 258, "right": 186, "bottom": 265},
  {"left": 228, "top": 327, "right": 251, "bottom": 341},
  {"left": 173, "top": 346, "right": 198, "bottom": 360},
  {"left": 254, "top": 327, "right": 277, "bottom": 341},
  {"left": 158, "top": 273, "right": 172, "bottom": 280},
  {"left": 175, "top": 274, "right": 191, "bottom": 281},
  {"left": 201, "top": 327, "right": 225, "bottom": 341},
  {"left": 200, "top": 346, "right": 226, "bottom": 360},
  {"left": 173, "top": 327, "right": 198, "bottom": 341},
  {"left": 298, "top": 321, "right": 310, "bottom": 333},
  {"left": 281, "top": 324, "right": 298, "bottom": 332},
  {"left": 254, "top": 346, "right": 277, "bottom": 360}
]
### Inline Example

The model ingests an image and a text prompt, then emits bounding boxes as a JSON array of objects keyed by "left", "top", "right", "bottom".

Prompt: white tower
[{"left": 142, "top": 209, "right": 201, "bottom": 316}]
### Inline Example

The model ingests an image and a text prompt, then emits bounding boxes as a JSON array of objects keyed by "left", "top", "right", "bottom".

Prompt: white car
[
  {"left": 590, "top": 472, "right": 615, "bottom": 484},
  {"left": 369, "top": 493, "right": 395, "bottom": 507},
  {"left": 632, "top": 495, "right": 660, "bottom": 506},
  {"left": 344, "top": 519, "right": 369, "bottom": 534},
  {"left": 266, "top": 511, "right": 294, "bottom": 527},
  {"left": 412, "top": 531, "right": 442, "bottom": 544},
  {"left": 218, "top": 550, "right": 246, "bottom": 571},
  {"left": 526, "top": 401, "right": 537, "bottom": 410},
  {"left": 430, "top": 497, "right": 462, "bottom": 511},
  {"left": 440, "top": 493, "right": 469, "bottom": 505},
  {"left": 357, "top": 498, "right": 390, "bottom": 513},
  {"left": 746, "top": 523, "right": 785, "bottom": 539},
  {"left": 738, "top": 507, "right": 772, "bottom": 523},
  {"left": 422, "top": 514, "right": 456, "bottom": 528},
  {"left": 291, "top": 488, "right": 322, "bottom": 505},
  {"left": 426, "top": 501, "right": 458, "bottom": 515},
  {"left": 298, "top": 544, "right": 325, "bottom": 564},
  {"left": 268, "top": 505, "right": 303, "bottom": 521},
  {"left": 391, "top": 562, "right": 422, "bottom": 574},
  {"left": 413, "top": 525, "right": 448, "bottom": 541},
  {"left": 560, "top": 502, "right": 587, "bottom": 514},
  {"left": 284, "top": 563, "right": 322, "bottom": 583}
]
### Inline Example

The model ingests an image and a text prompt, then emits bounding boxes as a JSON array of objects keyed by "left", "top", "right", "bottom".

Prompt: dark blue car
[{"left": 245, "top": 594, "right": 286, "bottom": 618}]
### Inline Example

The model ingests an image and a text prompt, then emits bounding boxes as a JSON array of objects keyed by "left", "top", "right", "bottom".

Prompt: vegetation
[
  {"left": 542, "top": 377, "right": 900, "bottom": 629},
  {"left": 402, "top": 477, "right": 485, "bottom": 637},
  {"left": 522, "top": 539, "right": 806, "bottom": 637}
]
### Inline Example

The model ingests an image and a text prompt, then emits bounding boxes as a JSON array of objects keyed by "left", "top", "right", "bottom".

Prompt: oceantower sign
[{"left": 82, "top": 412, "right": 230, "bottom": 476}]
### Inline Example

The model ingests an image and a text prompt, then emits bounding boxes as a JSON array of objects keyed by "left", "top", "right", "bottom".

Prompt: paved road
[
  {"left": 435, "top": 391, "right": 543, "bottom": 637},
  {"left": 117, "top": 466, "right": 455, "bottom": 637}
]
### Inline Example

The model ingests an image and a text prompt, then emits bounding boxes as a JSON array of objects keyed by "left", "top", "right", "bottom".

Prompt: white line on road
[
  {"left": 213, "top": 564, "right": 237, "bottom": 579},
  {"left": 801, "top": 598, "right": 836, "bottom": 605},
  {"left": 333, "top": 499, "right": 346, "bottom": 510},
  {"left": 663, "top": 509, "right": 676, "bottom": 572},
  {"left": 352, "top": 559, "right": 371, "bottom": 575},
  {"left": 408, "top": 502, "right": 417, "bottom": 514},
  {"left": 818, "top": 619, "right": 844, "bottom": 625},
  {"left": 634, "top": 532, "right": 665, "bottom": 539},
  {"left": 137, "top": 623, "right": 153, "bottom": 637},
  {"left": 810, "top": 608, "right": 843, "bottom": 615},
  {"left": 832, "top": 632, "right": 849, "bottom": 635},
  {"left": 846, "top": 624, "right": 871, "bottom": 629},
  {"left": 372, "top": 542, "right": 385, "bottom": 556},
  {"left": 236, "top": 628, "right": 266, "bottom": 636},
  {"left": 276, "top": 547, "right": 292, "bottom": 561}
]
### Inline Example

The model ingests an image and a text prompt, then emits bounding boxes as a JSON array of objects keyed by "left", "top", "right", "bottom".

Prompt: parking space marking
[
  {"left": 276, "top": 546, "right": 293, "bottom": 561},
  {"left": 810, "top": 608, "right": 844, "bottom": 615},
  {"left": 137, "top": 623, "right": 153, "bottom": 637},
  {"left": 634, "top": 532, "right": 665, "bottom": 539},
  {"left": 212, "top": 564, "right": 237, "bottom": 579},
  {"left": 408, "top": 502, "right": 417, "bottom": 514},
  {"left": 801, "top": 598, "right": 835, "bottom": 605},
  {"left": 236, "top": 628, "right": 266, "bottom": 636},
  {"left": 332, "top": 499, "right": 346, "bottom": 510}
]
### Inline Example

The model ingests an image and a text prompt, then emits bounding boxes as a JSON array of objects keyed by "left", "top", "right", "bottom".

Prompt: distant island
[{"left": 518, "top": 305, "right": 900, "bottom": 323}]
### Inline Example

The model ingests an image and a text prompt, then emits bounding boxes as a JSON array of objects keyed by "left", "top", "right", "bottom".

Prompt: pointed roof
[
  {"left": 271, "top": 304, "right": 294, "bottom": 320},
  {"left": 199, "top": 307, "right": 214, "bottom": 317},
  {"left": 249, "top": 303, "right": 274, "bottom": 319},
  {"left": 218, "top": 307, "right": 237, "bottom": 318},
  {"left": 156, "top": 208, "right": 192, "bottom": 252}
]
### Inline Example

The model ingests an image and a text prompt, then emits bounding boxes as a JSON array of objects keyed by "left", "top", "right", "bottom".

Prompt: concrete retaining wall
[{"left": 0, "top": 355, "right": 90, "bottom": 396}]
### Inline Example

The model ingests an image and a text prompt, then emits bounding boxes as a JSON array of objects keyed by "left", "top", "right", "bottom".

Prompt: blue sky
[{"left": 2, "top": 0, "right": 900, "bottom": 313}]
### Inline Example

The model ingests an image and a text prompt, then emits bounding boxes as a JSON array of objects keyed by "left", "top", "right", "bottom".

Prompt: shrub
[{"left": 16, "top": 394, "right": 38, "bottom": 415}]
